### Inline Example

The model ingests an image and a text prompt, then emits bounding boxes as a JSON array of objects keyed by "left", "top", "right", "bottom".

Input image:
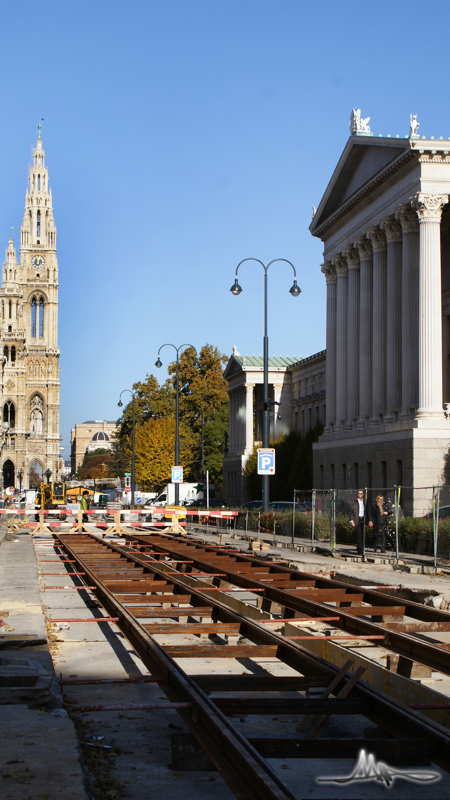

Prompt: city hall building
[{"left": 0, "top": 128, "right": 60, "bottom": 490}]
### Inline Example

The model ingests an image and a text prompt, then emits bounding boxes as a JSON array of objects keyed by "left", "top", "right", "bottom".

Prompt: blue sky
[{"left": 1, "top": 0, "right": 450, "bottom": 450}]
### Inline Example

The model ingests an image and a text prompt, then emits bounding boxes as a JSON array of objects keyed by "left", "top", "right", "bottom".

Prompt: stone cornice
[{"left": 312, "top": 148, "right": 416, "bottom": 239}]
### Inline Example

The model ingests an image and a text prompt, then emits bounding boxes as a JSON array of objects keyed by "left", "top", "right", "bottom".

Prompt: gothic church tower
[{"left": 0, "top": 126, "right": 60, "bottom": 490}]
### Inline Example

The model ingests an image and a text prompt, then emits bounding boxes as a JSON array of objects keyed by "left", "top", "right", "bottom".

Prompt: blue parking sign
[
  {"left": 172, "top": 466, "right": 183, "bottom": 483},
  {"left": 257, "top": 448, "right": 275, "bottom": 475}
]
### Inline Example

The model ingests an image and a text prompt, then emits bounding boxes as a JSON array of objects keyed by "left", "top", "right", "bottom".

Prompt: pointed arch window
[
  {"left": 3, "top": 346, "right": 8, "bottom": 361},
  {"left": 8, "top": 300, "right": 12, "bottom": 319},
  {"left": 39, "top": 298, "right": 44, "bottom": 337},
  {"left": 11, "top": 346, "right": 16, "bottom": 363},
  {"left": 31, "top": 298, "right": 36, "bottom": 337},
  {"left": 3, "top": 401, "right": 15, "bottom": 428},
  {"left": 36, "top": 210, "right": 41, "bottom": 238},
  {"left": 37, "top": 174, "right": 41, "bottom": 191}
]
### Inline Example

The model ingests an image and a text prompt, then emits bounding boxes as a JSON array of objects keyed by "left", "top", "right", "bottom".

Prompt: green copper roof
[{"left": 234, "top": 355, "right": 302, "bottom": 368}]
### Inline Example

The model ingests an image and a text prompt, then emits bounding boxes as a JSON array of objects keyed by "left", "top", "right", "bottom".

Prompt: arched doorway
[
  {"left": 29, "top": 460, "right": 43, "bottom": 489},
  {"left": 3, "top": 459, "right": 15, "bottom": 491}
]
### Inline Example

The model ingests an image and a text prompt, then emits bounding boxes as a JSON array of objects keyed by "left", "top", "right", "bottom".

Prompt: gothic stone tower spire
[{"left": 0, "top": 129, "right": 60, "bottom": 491}]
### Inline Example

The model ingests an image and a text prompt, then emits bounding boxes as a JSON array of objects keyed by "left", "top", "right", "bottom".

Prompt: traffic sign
[
  {"left": 172, "top": 466, "right": 183, "bottom": 483},
  {"left": 5, "top": 486, "right": 14, "bottom": 495},
  {"left": 136, "top": 497, "right": 141, "bottom": 504},
  {"left": 125, "top": 487, "right": 131, "bottom": 493},
  {"left": 257, "top": 448, "right": 275, "bottom": 475}
]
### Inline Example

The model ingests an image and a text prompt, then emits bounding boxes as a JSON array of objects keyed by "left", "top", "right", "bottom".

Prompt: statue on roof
[
  {"left": 350, "top": 109, "right": 371, "bottom": 135},
  {"left": 410, "top": 114, "right": 419, "bottom": 138}
]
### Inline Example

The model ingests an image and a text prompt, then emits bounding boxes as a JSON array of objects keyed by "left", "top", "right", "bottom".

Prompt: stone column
[
  {"left": 244, "top": 383, "right": 254, "bottom": 451},
  {"left": 412, "top": 193, "right": 448, "bottom": 417},
  {"left": 382, "top": 217, "right": 403, "bottom": 420},
  {"left": 395, "top": 205, "right": 420, "bottom": 418},
  {"left": 344, "top": 246, "right": 360, "bottom": 427},
  {"left": 367, "top": 226, "right": 387, "bottom": 422},
  {"left": 355, "top": 236, "right": 373, "bottom": 425},
  {"left": 333, "top": 255, "right": 348, "bottom": 428},
  {"left": 321, "top": 262, "right": 336, "bottom": 431}
]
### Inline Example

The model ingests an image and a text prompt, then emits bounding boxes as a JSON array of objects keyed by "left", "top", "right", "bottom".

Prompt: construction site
[{"left": 1, "top": 507, "right": 450, "bottom": 800}]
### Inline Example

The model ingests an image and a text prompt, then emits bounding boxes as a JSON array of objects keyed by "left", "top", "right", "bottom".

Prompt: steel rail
[
  {"left": 124, "top": 532, "right": 450, "bottom": 677},
  {"left": 56, "top": 533, "right": 450, "bottom": 784}
]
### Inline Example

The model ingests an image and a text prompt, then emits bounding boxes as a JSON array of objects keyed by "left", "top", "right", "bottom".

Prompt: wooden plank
[
  {"left": 383, "top": 621, "right": 450, "bottom": 633},
  {"left": 193, "top": 675, "right": 325, "bottom": 692},
  {"left": 144, "top": 623, "right": 241, "bottom": 635},
  {"left": 141, "top": 607, "right": 213, "bottom": 619},
  {"left": 339, "top": 605, "right": 406, "bottom": 618},
  {"left": 163, "top": 645, "right": 278, "bottom": 658}
]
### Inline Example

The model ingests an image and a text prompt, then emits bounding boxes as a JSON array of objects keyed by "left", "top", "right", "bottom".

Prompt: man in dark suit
[{"left": 349, "top": 489, "right": 372, "bottom": 554}]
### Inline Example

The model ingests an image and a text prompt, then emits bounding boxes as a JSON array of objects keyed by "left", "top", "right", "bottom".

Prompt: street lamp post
[
  {"left": 230, "top": 258, "right": 301, "bottom": 512},
  {"left": 155, "top": 343, "right": 199, "bottom": 506},
  {"left": 17, "top": 469, "right": 23, "bottom": 492},
  {"left": 118, "top": 389, "right": 136, "bottom": 506}
]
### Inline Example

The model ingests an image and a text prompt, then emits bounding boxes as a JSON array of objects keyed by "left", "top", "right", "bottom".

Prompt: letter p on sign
[{"left": 257, "top": 448, "right": 275, "bottom": 475}]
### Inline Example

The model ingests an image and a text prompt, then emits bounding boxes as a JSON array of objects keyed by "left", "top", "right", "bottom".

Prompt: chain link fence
[{"left": 234, "top": 485, "right": 450, "bottom": 566}]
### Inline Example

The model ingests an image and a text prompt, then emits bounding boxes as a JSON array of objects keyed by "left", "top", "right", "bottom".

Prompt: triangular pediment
[{"left": 310, "top": 136, "right": 411, "bottom": 233}]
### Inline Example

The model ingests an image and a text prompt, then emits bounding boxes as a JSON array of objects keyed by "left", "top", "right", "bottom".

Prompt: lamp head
[
  {"left": 289, "top": 279, "right": 301, "bottom": 298},
  {"left": 155, "top": 357, "right": 162, "bottom": 368},
  {"left": 230, "top": 277, "right": 242, "bottom": 296},
  {"left": 193, "top": 356, "right": 200, "bottom": 369},
  {"left": 117, "top": 400, "right": 123, "bottom": 408}
]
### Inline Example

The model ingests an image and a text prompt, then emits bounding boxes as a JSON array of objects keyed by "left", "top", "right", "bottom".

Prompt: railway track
[
  {"left": 52, "top": 530, "right": 450, "bottom": 799},
  {"left": 121, "top": 531, "right": 450, "bottom": 679}
]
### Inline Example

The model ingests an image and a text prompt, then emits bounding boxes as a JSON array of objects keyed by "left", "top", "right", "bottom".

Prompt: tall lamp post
[
  {"left": 155, "top": 343, "right": 199, "bottom": 506},
  {"left": 118, "top": 389, "right": 137, "bottom": 506},
  {"left": 230, "top": 258, "right": 301, "bottom": 512}
]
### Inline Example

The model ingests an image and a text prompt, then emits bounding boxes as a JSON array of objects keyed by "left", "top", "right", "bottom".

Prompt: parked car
[
  {"left": 424, "top": 505, "right": 450, "bottom": 519},
  {"left": 240, "top": 501, "right": 263, "bottom": 511},
  {"left": 189, "top": 498, "right": 227, "bottom": 509}
]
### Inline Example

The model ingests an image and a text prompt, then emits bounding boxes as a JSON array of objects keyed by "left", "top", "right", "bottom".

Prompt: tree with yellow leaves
[{"left": 131, "top": 416, "right": 195, "bottom": 491}]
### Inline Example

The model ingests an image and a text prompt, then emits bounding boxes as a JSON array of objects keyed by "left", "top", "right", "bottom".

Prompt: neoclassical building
[
  {"left": 70, "top": 420, "right": 116, "bottom": 474},
  {"left": 223, "top": 350, "right": 326, "bottom": 505},
  {"left": 0, "top": 128, "right": 60, "bottom": 489},
  {"left": 311, "top": 115, "right": 450, "bottom": 513}
]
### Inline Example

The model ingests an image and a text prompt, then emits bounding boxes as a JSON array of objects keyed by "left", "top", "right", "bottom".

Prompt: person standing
[
  {"left": 371, "top": 494, "right": 391, "bottom": 553},
  {"left": 80, "top": 490, "right": 90, "bottom": 523},
  {"left": 349, "top": 489, "right": 372, "bottom": 554}
]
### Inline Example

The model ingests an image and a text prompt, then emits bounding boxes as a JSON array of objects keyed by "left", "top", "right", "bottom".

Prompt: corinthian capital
[
  {"left": 366, "top": 226, "right": 387, "bottom": 252},
  {"left": 412, "top": 193, "right": 449, "bottom": 222},
  {"left": 342, "top": 245, "right": 359, "bottom": 270},
  {"left": 330, "top": 254, "right": 347, "bottom": 277},
  {"left": 395, "top": 204, "right": 419, "bottom": 233},
  {"left": 381, "top": 216, "right": 402, "bottom": 242},
  {"left": 354, "top": 235, "right": 372, "bottom": 260},
  {"left": 321, "top": 261, "right": 336, "bottom": 284}
]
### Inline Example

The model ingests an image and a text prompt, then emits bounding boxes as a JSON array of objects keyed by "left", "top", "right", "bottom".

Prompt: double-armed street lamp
[
  {"left": 155, "top": 343, "right": 199, "bottom": 506},
  {"left": 118, "top": 389, "right": 137, "bottom": 506},
  {"left": 230, "top": 258, "right": 301, "bottom": 512}
]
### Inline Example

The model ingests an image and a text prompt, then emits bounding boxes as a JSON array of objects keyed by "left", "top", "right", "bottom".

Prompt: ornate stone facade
[
  {"left": 310, "top": 132, "right": 450, "bottom": 514},
  {"left": 0, "top": 129, "right": 60, "bottom": 489}
]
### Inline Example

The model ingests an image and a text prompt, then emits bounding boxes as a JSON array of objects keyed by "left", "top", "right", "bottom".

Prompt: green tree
[{"left": 78, "top": 449, "right": 114, "bottom": 480}]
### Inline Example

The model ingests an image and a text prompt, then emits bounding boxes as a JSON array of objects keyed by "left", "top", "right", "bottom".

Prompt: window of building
[
  {"left": 39, "top": 298, "right": 44, "bottom": 337},
  {"left": 31, "top": 298, "right": 36, "bottom": 337},
  {"left": 36, "top": 210, "right": 41, "bottom": 238},
  {"left": 3, "top": 402, "right": 15, "bottom": 428},
  {"left": 3, "top": 346, "right": 8, "bottom": 361},
  {"left": 10, "top": 346, "right": 15, "bottom": 363}
]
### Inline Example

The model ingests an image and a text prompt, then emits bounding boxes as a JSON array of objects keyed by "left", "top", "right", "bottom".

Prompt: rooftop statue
[
  {"left": 350, "top": 108, "right": 371, "bottom": 134},
  {"left": 410, "top": 113, "right": 420, "bottom": 137}
]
